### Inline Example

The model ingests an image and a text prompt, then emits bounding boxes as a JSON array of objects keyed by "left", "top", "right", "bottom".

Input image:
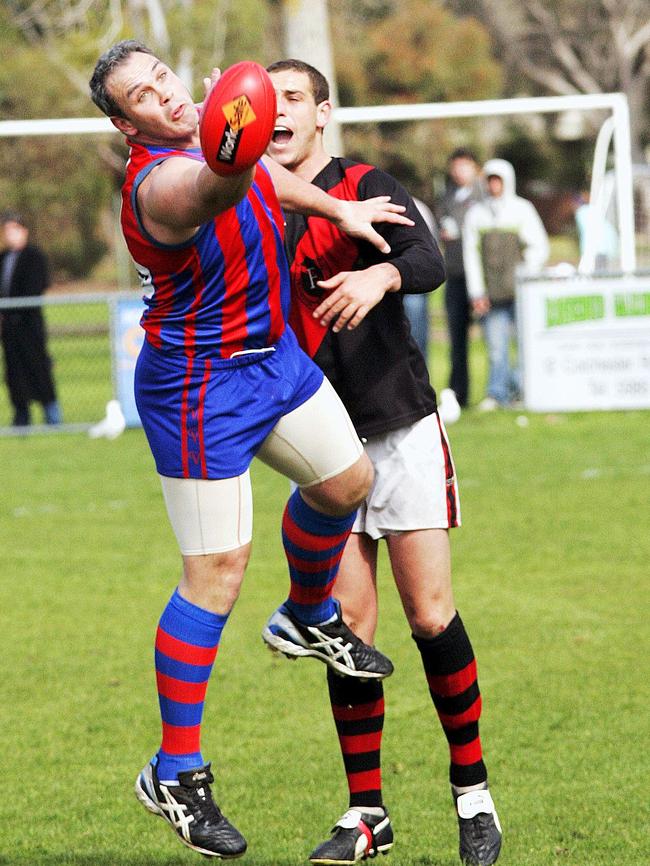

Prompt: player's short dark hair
[
  {"left": 266, "top": 59, "right": 330, "bottom": 104},
  {"left": 448, "top": 147, "right": 479, "bottom": 165},
  {"left": 90, "top": 40, "right": 155, "bottom": 118}
]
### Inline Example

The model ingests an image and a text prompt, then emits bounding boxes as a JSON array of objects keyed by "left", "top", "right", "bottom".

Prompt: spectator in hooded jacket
[{"left": 463, "top": 159, "right": 549, "bottom": 410}]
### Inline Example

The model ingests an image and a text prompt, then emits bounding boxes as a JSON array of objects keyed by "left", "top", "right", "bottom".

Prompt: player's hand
[
  {"left": 472, "top": 296, "right": 491, "bottom": 317},
  {"left": 334, "top": 197, "right": 414, "bottom": 254},
  {"left": 314, "top": 264, "right": 400, "bottom": 332},
  {"left": 202, "top": 68, "right": 222, "bottom": 98}
]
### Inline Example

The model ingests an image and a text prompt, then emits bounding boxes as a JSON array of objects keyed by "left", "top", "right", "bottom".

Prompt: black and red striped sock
[
  {"left": 327, "top": 667, "right": 385, "bottom": 808},
  {"left": 413, "top": 612, "right": 487, "bottom": 788}
]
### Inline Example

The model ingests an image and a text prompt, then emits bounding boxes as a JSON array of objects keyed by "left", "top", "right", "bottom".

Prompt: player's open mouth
[
  {"left": 272, "top": 125, "right": 293, "bottom": 145},
  {"left": 172, "top": 104, "right": 186, "bottom": 121}
]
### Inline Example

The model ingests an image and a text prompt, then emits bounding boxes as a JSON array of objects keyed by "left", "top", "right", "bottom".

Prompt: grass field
[{"left": 2, "top": 373, "right": 649, "bottom": 865}]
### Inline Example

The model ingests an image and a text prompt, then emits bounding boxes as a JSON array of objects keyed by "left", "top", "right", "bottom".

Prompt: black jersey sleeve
[{"left": 357, "top": 166, "right": 446, "bottom": 294}]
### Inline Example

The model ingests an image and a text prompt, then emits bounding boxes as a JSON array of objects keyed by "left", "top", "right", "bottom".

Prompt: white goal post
[
  {"left": 334, "top": 92, "right": 636, "bottom": 274},
  {"left": 0, "top": 91, "right": 636, "bottom": 273}
]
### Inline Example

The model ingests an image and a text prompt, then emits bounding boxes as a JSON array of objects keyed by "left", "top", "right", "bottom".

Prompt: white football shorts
[
  {"left": 160, "top": 377, "right": 364, "bottom": 555},
  {"left": 353, "top": 411, "right": 461, "bottom": 540}
]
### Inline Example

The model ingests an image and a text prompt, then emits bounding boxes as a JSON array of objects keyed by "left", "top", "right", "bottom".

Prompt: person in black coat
[
  {"left": 0, "top": 212, "right": 61, "bottom": 426},
  {"left": 435, "top": 149, "right": 484, "bottom": 409}
]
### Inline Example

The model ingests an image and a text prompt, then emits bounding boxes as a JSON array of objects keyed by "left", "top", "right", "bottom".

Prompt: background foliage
[
  {"left": 329, "top": 0, "right": 502, "bottom": 203},
  {"left": 1, "top": 0, "right": 649, "bottom": 277}
]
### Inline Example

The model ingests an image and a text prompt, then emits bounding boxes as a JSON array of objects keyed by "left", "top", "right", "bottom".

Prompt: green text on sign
[
  {"left": 614, "top": 292, "right": 650, "bottom": 318},
  {"left": 546, "top": 295, "right": 605, "bottom": 327}
]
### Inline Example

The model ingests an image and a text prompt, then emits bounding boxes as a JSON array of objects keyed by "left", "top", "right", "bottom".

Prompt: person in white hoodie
[{"left": 463, "top": 159, "right": 549, "bottom": 409}]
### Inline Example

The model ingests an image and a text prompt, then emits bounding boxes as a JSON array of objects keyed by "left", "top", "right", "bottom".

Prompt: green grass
[{"left": 1, "top": 398, "right": 649, "bottom": 864}]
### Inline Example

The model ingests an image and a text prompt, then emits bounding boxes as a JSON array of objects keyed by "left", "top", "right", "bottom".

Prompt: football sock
[
  {"left": 327, "top": 667, "right": 385, "bottom": 808},
  {"left": 282, "top": 489, "right": 356, "bottom": 625},
  {"left": 452, "top": 781, "right": 489, "bottom": 797},
  {"left": 154, "top": 588, "right": 228, "bottom": 782},
  {"left": 413, "top": 611, "right": 488, "bottom": 788}
]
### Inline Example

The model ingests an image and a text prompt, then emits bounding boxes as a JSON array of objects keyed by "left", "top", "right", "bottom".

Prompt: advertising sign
[{"left": 518, "top": 274, "right": 650, "bottom": 411}]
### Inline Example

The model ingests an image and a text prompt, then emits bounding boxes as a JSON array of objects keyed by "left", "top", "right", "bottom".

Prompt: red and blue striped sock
[
  {"left": 282, "top": 489, "right": 356, "bottom": 625},
  {"left": 413, "top": 612, "right": 488, "bottom": 788},
  {"left": 154, "top": 588, "right": 228, "bottom": 782}
]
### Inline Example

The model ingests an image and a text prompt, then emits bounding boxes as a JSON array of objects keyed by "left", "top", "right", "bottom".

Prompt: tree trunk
[{"left": 281, "top": 0, "right": 343, "bottom": 155}]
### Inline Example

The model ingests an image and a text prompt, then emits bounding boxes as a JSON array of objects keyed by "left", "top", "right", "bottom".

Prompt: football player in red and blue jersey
[
  {"left": 90, "top": 40, "right": 414, "bottom": 860},
  {"left": 266, "top": 60, "right": 502, "bottom": 866}
]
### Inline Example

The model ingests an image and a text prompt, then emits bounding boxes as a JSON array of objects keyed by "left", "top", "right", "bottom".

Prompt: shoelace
[
  {"left": 306, "top": 627, "right": 354, "bottom": 661},
  {"left": 182, "top": 777, "right": 223, "bottom": 823},
  {"left": 320, "top": 619, "right": 367, "bottom": 648},
  {"left": 464, "top": 813, "right": 492, "bottom": 846}
]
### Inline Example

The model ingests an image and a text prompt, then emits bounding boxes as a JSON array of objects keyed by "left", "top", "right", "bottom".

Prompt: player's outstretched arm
[
  {"left": 334, "top": 197, "right": 415, "bottom": 254},
  {"left": 140, "top": 157, "right": 255, "bottom": 244},
  {"left": 262, "top": 156, "right": 414, "bottom": 254}
]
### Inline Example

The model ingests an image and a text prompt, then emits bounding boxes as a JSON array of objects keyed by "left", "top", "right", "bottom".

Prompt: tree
[
  {"left": 328, "top": 0, "right": 503, "bottom": 202},
  {"left": 446, "top": 0, "right": 650, "bottom": 160},
  {"left": 3, "top": 0, "right": 272, "bottom": 100},
  {"left": 0, "top": 15, "right": 113, "bottom": 276},
  {"left": 0, "top": 0, "right": 274, "bottom": 279},
  {"left": 0, "top": 1, "right": 511, "bottom": 275}
]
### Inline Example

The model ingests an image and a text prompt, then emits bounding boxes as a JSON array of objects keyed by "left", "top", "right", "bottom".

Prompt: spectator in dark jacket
[
  {"left": 0, "top": 212, "right": 61, "bottom": 426},
  {"left": 436, "top": 149, "right": 484, "bottom": 410}
]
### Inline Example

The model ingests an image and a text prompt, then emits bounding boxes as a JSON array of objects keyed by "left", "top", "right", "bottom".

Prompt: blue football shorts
[{"left": 135, "top": 327, "right": 324, "bottom": 479}]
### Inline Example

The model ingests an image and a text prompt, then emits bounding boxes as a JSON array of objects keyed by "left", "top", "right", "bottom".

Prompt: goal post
[
  {"left": 333, "top": 92, "right": 636, "bottom": 274},
  {"left": 0, "top": 91, "right": 636, "bottom": 272}
]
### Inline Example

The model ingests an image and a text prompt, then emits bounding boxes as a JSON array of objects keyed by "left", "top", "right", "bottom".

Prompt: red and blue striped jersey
[{"left": 121, "top": 140, "right": 289, "bottom": 358}]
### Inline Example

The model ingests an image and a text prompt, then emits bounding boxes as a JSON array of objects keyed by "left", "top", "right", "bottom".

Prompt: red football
[{"left": 199, "top": 61, "right": 277, "bottom": 176}]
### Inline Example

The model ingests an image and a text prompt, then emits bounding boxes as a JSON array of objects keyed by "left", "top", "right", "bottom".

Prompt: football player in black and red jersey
[{"left": 266, "top": 60, "right": 502, "bottom": 866}]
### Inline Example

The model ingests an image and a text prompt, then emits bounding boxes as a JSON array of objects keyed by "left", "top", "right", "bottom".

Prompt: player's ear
[
  {"left": 111, "top": 115, "right": 139, "bottom": 137},
  {"left": 316, "top": 99, "right": 332, "bottom": 132}
]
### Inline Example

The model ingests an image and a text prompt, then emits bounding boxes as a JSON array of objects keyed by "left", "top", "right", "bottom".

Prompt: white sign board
[{"left": 518, "top": 274, "right": 650, "bottom": 411}]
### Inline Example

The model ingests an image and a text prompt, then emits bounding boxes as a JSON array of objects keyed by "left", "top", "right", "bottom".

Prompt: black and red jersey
[{"left": 284, "top": 157, "right": 445, "bottom": 438}]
